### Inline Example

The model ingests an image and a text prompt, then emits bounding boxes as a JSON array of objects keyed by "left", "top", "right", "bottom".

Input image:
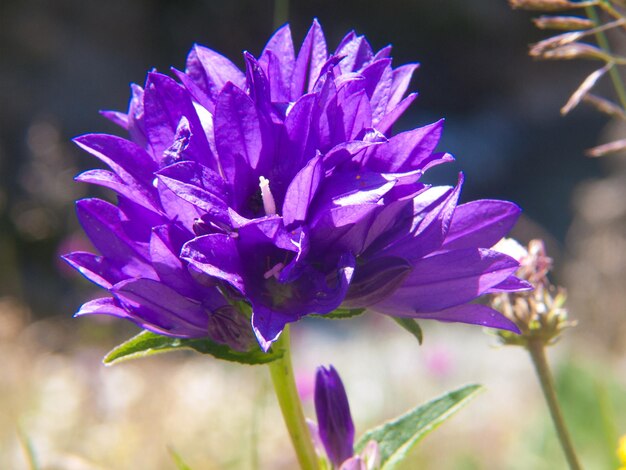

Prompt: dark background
[{"left": 0, "top": 0, "right": 610, "bottom": 318}]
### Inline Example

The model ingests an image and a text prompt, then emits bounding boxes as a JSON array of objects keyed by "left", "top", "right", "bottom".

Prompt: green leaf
[
  {"left": 392, "top": 317, "right": 423, "bottom": 345},
  {"left": 355, "top": 384, "right": 483, "bottom": 469},
  {"left": 168, "top": 447, "right": 193, "bottom": 470},
  {"left": 321, "top": 307, "right": 366, "bottom": 320},
  {"left": 103, "top": 330, "right": 283, "bottom": 366}
]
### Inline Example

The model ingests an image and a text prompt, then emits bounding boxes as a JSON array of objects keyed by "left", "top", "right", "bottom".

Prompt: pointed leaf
[
  {"left": 355, "top": 384, "right": 483, "bottom": 469},
  {"left": 392, "top": 317, "right": 423, "bottom": 345},
  {"left": 103, "top": 330, "right": 283, "bottom": 366}
]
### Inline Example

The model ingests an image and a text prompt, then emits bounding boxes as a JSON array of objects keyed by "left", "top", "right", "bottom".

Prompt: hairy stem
[
  {"left": 268, "top": 326, "right": 319, "bottom": 470},
  {"left": 526, "top": 338, "right": 582, "bottom": 470}
]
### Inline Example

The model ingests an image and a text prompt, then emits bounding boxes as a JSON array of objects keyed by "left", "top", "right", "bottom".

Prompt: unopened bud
[{"left": 533, "top": 15, "right": 594, "bottom": 31}]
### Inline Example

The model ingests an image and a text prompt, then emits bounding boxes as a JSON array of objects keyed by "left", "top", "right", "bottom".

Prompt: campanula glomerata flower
[{"left": 65, "top": 20, "right": 530, "bottom": 351}]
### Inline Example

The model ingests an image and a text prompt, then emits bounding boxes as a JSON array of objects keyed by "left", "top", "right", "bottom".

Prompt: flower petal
[
  {"left": 442, "top": 200, "right": 522, "bottom": 251},
  {"left": 372, "top": 248, "right": 520, "bottom": 314},
  {"left": 185, "top": 44, "right": 246, "bottom": 101},
  {"left": 402, "top": 303, "right": 521, "bottom": 333}
]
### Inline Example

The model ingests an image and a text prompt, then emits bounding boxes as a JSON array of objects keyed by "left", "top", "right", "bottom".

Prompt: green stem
[
  {"left": 268, "top": 326, "right": 319, "bottom": 470},
  {"left": 526, "top": 338, "right": 582, "bottom": 470},
  {"left": 586, "top": 5, "right": 626, "bottom": 110}
]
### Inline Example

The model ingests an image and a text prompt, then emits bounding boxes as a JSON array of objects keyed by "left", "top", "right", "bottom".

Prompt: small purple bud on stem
[{"left": 315, "top": 365, "right": 355, "bottom": 468}]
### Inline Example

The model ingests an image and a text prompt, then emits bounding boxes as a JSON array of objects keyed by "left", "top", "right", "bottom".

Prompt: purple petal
[
  {"left": 372, "top": 248, "right": 520, "bottom": 314},
  {"left": 292, "top": 19, "right": 328, "bottom": 97},
  {"left": 337, "top": 89, "right": 373, "bottom": 141},
  {"left": 387, "top": 63, "right": 419, "bottom": 111},
  {"left": 143, "top": 72, "right": 213, "bottom": 167},
  {"left": 442, "top": 200, "right": 522, "bottom": 251},
  {"left": 75, "top": 297, "right": 130, "bottom": 319},
  {"left": 381, "top": 177, "right": 462, "bottom": 260},
  {"left": 244, "top": 53, "right": 273, "bottom": 116},
  {"left": 282, "top": 154, "right": 323, "bottom": 226},
  {"left": 62, "top": 252, "right": 122, "bottom": 289},
  {"left": 185, "top": 44, "right": 246, "bottom": 101},
  {"left": 274, "top": 93, "right": 318, "bottom": 193},
  {"left": 251, "top": 252, "right": 355, "bottom": 350},
  {"left": 343, "top": 256, "right": 412, "bottom": 308},
  {"left": 73, "top": 134, "right": 157, "bottom": 185},
  {"left": 214, "top": 82, "right": 267, "bottom": 206},
  {"left": 334, "top": 33, "right": 374, "bottom": 73},
  {"left": 181, "top": 234, "right": 245, "bottom": 292},
  {"left": 99, "top": 110, "right": 128, "bottom": 129},
  {"left": 364, "top": 119, "right": 444, "bottom": 173},
  {"left": 401, "top": 303, "right": 521, "bottom": 333},
  {"left": 150, "top": 224, "right": 199, "bottom": 298},
  {"left": 259, "top": 24, "right": 295, "bottom": 102},
  {"left": 374, "top": 45, "right": 392, "bottom": 61},
  {"left": 485, "top": 275, "right": 533, "bottom": 293},
  {"left": 76, "top": 169, "right": 158, "bottom": 212},
  {"left": 76, "top": 199, "right": 151, "bottom": 271},
  {"left": 376, "top": 93, "right": 417, "bottom": 135},
  {"left": 313, "top": 170, "right": 397, "bottom": 211},
  {"left": 156, "top": 161, "right": 230, "bottom": 226},
  {"left": 359, "top": 59, "right": 393, "bottom": 124},
  {"left": 112, "top": 277, "right": 209, "bottom": 335},
  {"left": 127, "top": 83, "right": 148, "bottom": 148}
]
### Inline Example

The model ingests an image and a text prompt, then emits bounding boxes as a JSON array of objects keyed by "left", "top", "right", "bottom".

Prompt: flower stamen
[
  {"left": 259, "top": 176, "right": 277, "bottom": 216},
  {"left": 264, "top": 262, "right": 285, "bottom": 279}
]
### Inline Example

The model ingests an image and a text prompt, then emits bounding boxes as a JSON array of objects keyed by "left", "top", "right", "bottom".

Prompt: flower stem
[
  {"left": 586, "top": 5, "right": 626, "bottom": 111},
  {"left": 526, "top": 338, "right": 582, "bottom": 470},
  {"left": 268, "top": 325, "right": 319, "bottom": 470}
]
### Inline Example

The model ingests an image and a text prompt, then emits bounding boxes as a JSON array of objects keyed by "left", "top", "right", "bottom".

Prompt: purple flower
[
  {"left": 315, "top": 365, "right": 356, "bottom": 467},
  {"left": 65, "top": 20, "right": 529, "bottom": 352}
]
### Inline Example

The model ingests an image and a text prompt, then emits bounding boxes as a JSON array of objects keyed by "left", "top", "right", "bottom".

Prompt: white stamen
[
  {"left": 263, "top": 262, "right": 285, "bottom": 279},
  {"left": 259, "top": 176, "right": 276, "bottom": 216}
]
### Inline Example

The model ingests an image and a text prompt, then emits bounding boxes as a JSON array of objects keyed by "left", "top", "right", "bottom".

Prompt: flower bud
[{"left": 315, "top": 365, "right": 355, "bottom": 467}]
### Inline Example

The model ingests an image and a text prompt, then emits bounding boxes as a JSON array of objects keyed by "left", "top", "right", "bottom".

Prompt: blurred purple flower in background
[{"left": 65, "top": 20, "right": 529, "bottom": 351}]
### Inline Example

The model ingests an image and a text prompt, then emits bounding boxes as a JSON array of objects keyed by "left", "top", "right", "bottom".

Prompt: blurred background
[{"left": 1, "top": 0, "right": 625, "bottom": 468}]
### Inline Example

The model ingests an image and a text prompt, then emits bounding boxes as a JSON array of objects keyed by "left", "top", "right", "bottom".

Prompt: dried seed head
[
  {"left": 509, "top": 0, "right": 597, "bottom": 11},
  {"left": 586, "top": 138, "right": 626, "bottom": 157},
  {"left": 533, "top": 15, "right": 595, "bottom": 31},
  {"left": 583, "top": 94, "right": 626, "bottom": 120},
  {"left": 489, "top": 239, "right": 576, "bottom": 346},
  {"left": 529, "top": 31, "right": 586, "bottom": 56},
  {"left": 534, "top": 43, "right": 609, "bottom": 61},
  {"left": 561, "top": 64, "right": 611, "bottom": 115}
]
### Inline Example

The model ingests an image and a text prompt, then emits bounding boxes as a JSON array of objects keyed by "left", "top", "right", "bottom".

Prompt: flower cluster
[{"left": 65, "top": 20, "right": 529, "bottom": 351}]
